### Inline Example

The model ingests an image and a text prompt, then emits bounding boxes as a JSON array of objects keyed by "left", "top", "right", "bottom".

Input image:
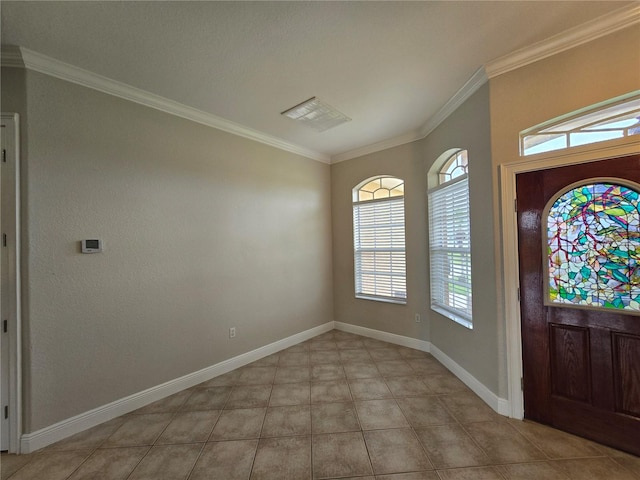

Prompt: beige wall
[
  {"left": 331, "top": 84, "right": 500, "bottom": 394},
  {"left": 3, "top": 69, "right": 333, "bottom": 432}
]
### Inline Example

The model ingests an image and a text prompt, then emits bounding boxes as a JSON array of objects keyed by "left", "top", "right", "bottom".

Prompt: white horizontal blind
[
  {"left": 353, "top": 197, "right": 406, "bottom": 302},
  {"left": 428, "top": 176, "right": 472, "bottom": 326}
]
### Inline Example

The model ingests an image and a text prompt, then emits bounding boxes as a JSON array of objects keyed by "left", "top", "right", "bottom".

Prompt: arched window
[
  {"left": 428, "top": 150, "right": 473, "bottom": 328},
  {"left": 545, "top": 180, "right": 640, "bottom": 312},
  {"left": 439, "top": 150, "right": 468, "bottom": 183},
  {"left": 352, "top": 176, "right": 406, "bottom": 303},
  {"left": 521, "top": 93, "right": 640, "bottom": 156}
]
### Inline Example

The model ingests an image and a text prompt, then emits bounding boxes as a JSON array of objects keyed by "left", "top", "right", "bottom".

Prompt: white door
[
  {"left": 1, "top": 119, "right": 9, "bottom": 450},
  {"left": 0, "top": 113, "right": 20, "bottom": 452}
]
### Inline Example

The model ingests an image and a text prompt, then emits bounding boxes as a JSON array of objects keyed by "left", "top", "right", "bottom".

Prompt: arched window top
[
  {"left": 545, "top": 179, "right": 640, "bottom": 313},
  {"left": 353, "top": 176, "right": 404, "bottom": 202},
  {"left": 439, "top": 150, "right": 468, "bottom": 184},
  {"left": 521, "top": 93, "right": 640, "bottom": 156}
]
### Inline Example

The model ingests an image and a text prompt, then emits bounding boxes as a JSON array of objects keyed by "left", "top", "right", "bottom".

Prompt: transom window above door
[{"left": 521, "top": 93, "right": 640, "bottom": 156}]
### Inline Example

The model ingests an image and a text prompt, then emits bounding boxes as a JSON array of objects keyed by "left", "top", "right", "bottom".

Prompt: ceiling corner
[
  {"left": 418, "top": 67, "right": 489, "bottom": 139},
  {"left": 0, "top": 45, "right": 25, "bottom": 68},
  {"left": 330, "top": 67, "right": 489, "bottom": 164},
  {"left": 330, "top": 130, "right": 423, "bottom": 164}
]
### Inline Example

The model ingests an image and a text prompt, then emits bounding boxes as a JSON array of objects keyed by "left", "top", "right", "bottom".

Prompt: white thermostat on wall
[{"left": 81, "top": 239, "right": 103, "bottom": 253}]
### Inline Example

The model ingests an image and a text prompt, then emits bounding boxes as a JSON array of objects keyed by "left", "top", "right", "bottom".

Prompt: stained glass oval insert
[{"left": 547, "top": 182, "right": 640, "bottom": 311}]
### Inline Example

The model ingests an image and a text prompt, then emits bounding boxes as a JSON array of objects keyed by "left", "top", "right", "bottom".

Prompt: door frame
[
  {"left": 499, "top": 138, "right": 640, "bottom": 420},
  {"left": 1, "top": 113, "right": 22, "bottom": 453}
]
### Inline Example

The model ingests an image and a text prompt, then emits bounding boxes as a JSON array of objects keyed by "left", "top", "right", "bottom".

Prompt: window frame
[
  {"left": 352, "top": 176, "right": 407, "bottom": 304},
  {"left": 428, "top": 151, "right": 473, "bottom": 329},
  {"left": 520, "top": 92, "right": 640, "bottom": 157},
  {"left": 439, "top": 150, "right": 469, "bottom": 184}
]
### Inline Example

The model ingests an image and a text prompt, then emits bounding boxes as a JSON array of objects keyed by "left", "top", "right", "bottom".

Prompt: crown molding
[
  {"left": 0, "top": 45, "right": 25, "bottom": 68},
  {"left": 4, "top": 3, "right": 636, "bottom": 166},
  {"left": 418, "top": 67, "right": 488, "bottom": 139},
  {"left": 331, "top": 67, "right": 488, "bottom": 164},
  {"left": 485, "top": 4, "right": 640, "bottom": 79},
  {"left": 331, "top": 130, "right": 422, "bottom": 164},
  {"left": 1, "top": 46, "right": 330, "bottom": 163}
]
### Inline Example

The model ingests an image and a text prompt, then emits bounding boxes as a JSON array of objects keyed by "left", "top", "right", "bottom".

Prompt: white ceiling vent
[{"left": 281, "top": 97, "right": 351, "bottom": 132}]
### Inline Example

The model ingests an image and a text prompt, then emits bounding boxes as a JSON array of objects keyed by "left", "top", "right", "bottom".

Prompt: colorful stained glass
[{"left": 547, "top": 182, "right": 640, "bottom": 311}]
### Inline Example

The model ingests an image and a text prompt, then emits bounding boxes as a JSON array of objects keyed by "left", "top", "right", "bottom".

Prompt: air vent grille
[{"left": 281, "top": 97, "right": 351, "bottom": 132}]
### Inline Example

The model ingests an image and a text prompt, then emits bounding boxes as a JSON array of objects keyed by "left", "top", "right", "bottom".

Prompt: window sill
[
  {"left": 356, "top": 294, "right": 406, "bottom": 305},
  {"left": 431, "top": 305, "right": 473, "bottom": 329}
]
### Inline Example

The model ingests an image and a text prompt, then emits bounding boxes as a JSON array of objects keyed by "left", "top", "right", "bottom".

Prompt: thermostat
[{"left": 81, "top": 239, "right": 103, "bottom": 253}]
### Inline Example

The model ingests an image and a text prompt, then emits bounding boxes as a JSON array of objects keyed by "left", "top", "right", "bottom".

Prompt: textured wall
[{"left": 11, "top": 70, "right": 333, "bottom": 432}]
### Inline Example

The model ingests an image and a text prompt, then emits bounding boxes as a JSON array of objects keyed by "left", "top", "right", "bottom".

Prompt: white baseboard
[
  {"left": 22, "top": 320, "right": 511, "bottom": 452},
  {"left": 21, "top": 321, "right": 335, "bottom": 453},
  {"left": 428, "top": 344, "right": 510, "bottom": 416},
  {"left": 335, "top": 321, "right": 509, "bottom": 417},
  {"left": 334, "top": 322, "right": 431, "bottom": 352}
]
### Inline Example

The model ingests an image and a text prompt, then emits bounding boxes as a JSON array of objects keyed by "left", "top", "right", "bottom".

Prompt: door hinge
[
  {"left": 2, "top": 149, "right": 6, "bottom": 163},
  {"left": 3, "top": 320, "right": 7, "bottom": 333},
  {"left": 517, "top": 287, "right": 520, "bottom": 302},
  {"left": 2, "top": 234, "right": 6, "bottom": 247},
  {"left": 4, "top": 406, "right": 8, "bottom": 419},
  {"left": 521, "top": 377, "right": 524, "bottom": 391},
  {"left": 514, "top": 198, "right": 518, "bottom": 212}
]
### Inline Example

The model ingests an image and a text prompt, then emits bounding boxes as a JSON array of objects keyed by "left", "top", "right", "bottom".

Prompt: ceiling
[{"left": 1, "top": 1, "right": 634, "bottom": 163}]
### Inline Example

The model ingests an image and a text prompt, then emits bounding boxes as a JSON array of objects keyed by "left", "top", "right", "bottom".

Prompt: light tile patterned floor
[{"left": 2, "top": 329, "right": 639, "bottom": 479}]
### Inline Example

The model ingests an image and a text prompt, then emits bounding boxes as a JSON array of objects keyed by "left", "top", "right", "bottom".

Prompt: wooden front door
[{"left": 517, "top": 154, "right": 640, "bottom": 456}]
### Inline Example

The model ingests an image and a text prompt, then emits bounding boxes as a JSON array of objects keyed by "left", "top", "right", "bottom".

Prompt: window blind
[
  {"left": 428, "top": 176, "right": 472, "bottom": 326},
  {"left": 353, "top": 197, "right": 406, "bottom": 302}
]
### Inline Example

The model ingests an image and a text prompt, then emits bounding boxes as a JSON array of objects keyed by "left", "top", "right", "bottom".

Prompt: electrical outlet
[
  {"left": 415, "top": 313, "right": 421, "bottom": 323},
  {"left": 229, "top": 327, "right": 236, "bottom": 338}
]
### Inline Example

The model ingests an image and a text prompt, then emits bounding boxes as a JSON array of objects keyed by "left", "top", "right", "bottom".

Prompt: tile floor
[{"left": 2, "top": 329, "right": 639, "bottom": 480}]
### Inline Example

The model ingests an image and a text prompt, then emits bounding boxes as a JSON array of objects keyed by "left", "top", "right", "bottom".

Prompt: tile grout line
[
  {"left": 183, "top": 442, "right": 208, "bottom": 480},
  {"left": 59, "top": 401, "right": 180, "bottom": 480},
  {"left": 120, "top": 392, "right": 192, "bottom": 480},
  {"left": 245, "top": 422, "right": 262, "bottom": 480}
]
